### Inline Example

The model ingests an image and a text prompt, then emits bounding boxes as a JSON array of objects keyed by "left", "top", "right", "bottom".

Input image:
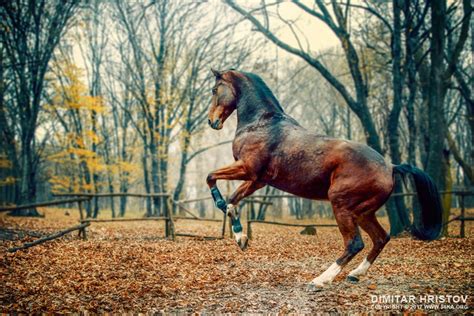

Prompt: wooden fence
[
  {"left": 58, "top": 193, "right": 230, "bottom": 240},
  {"left": 54, "top": 193, "right": 174, "bottom": 239},
  {"left": 1, "top": 189, "right": 472, "bottom": 252},
  {"left": 244, "top": 189, "right": 473, "bottom": 238},
  {"left": 0, "top": 197, "right": 90, "bottom": 252}
]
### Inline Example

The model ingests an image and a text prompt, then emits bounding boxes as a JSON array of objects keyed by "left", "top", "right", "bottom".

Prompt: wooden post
[
  {"left": 165, "top": 195, "right": 175, "bottom": 240},
  {"left": 247, "top": 219, "right": 252, "bottom": 240},
  {"left": 221, "top": 211, "right": 227, "bottom": 238},
  {"left": 164, "top": 196, "right": 169, "bottom": 238},
  {"left": 78, "top": 200, "right": 84, "bottom": 220},
  {"left": 228, "top": 213, "right": 233, "bottom": 238},
  {"left": 460, "top": 194, "right": 465, "bottom": 238},
  {"left": 77, "top": 201, "right": 87, "bottom": 240},
  {"left": 247, "top": 202, "right": 252, "bottom": 239}
]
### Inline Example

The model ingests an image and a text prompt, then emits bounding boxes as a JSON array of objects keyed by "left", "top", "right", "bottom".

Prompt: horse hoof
[
  {"left": 347, "top": 275, "right": 359, "bottom": 283},
  {"left": 237, "top": 235, "right": 248, "bottom": 251},
  {"left": 306, "top": 283, "right": 324, "bottom": 292}
]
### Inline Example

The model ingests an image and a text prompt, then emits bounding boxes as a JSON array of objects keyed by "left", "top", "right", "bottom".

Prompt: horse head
[{"left": 208, "top": 68, "right": 239, "bottom": 130}]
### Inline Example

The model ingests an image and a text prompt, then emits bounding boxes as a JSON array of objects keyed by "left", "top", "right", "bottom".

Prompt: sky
[
  {"left": 260, "top": 1, "right": 340, "bottom": 52},
  {"left": 225, "top": 0, "right": 342, "bottom": 60}
]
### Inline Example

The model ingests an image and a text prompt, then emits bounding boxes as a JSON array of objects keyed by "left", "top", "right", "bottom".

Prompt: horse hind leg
[
  {"left": 347, "top": 213, "right": 390, "bottom": 282},
  {"left": 309, "top": 209, "right": 364, "bottom": 289}
]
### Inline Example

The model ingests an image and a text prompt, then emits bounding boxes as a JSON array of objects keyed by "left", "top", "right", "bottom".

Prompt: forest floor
[{"left": 0, "top": 207, "right": 473, "bottom": 313}]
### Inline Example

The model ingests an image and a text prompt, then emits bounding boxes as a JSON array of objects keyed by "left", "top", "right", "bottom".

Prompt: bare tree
[
  {"left": 226, "top": 0, "right": 383, "bottom": 153},
  {"left": 0, "top": 0, "right": 79, "bottom": 214}
]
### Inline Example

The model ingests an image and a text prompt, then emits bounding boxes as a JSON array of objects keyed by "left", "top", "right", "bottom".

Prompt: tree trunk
[
  {"left": 385, "top": 0, "right": 410, "bottom": 235},
  {"left": 441, "top": 150, "right": 453, "bottom": 236},
  {"left": 11, "top": 134, "right": 41, "bottom": 216},
  {"left": 173, "top": 132, "right": 191, "bottom": 214},
  {"left": 150, "top": 141, "right": 161, "bottom": 216},
  {"left": 142, "top": 148, "right": 152, "bottom": 217},
  {"left": 425, "top": 0, "right": 447, "bottom": 191}
]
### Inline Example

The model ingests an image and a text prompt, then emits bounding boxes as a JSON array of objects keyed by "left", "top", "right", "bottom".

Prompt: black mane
[{"left": 240, "top": 72, "right": 284, "bottom": 113}]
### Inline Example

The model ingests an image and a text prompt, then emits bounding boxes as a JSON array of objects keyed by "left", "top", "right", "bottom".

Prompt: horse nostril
[{"left": 208, "top": 119, "right": 212, "bottom": 126}]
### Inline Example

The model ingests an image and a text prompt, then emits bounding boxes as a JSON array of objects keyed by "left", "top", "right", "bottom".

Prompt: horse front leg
[
  {"left": 225, "top": 181, "right": 265, "bottom": 250},
  {"left": 206, "top": 161, "right": 256, "bottom": 250},
  {"left": 206, "top": 160, "right": 250, "bottom": 211}
]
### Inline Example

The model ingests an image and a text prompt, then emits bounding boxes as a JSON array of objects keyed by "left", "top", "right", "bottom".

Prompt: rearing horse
[{"left": 206, "top": 69, "right": 442, "bottom": 288}]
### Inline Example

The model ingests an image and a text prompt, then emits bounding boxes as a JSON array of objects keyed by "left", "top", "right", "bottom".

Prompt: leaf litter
[{"left": 0, "top": 208, "right": 472, "bottom": 313}]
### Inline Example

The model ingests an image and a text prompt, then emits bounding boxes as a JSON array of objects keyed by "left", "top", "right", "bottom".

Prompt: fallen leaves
[{"left": 0, "top": 210, "right": 473, "bottom": 313}]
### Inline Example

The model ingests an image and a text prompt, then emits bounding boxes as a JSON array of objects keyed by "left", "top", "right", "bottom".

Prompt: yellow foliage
[
  {"left": 87, "top": 158, "right": 106, "bottom": 173},
  {"left": 81, "top": 95, "right": 106, "bottom": 113},
  {"left": 85, "top": 130, "right": 100, "bottom": 144},
  {"left": 116, "top": 161, "right": 139, "bottom": 173},
  {"left": 81, "top": 182, "right": 95, "bottom": 191},
  {"left": 68, "top": 147, "right": 96, "bottom": 159},
  {"left": 75, "top": 136, "right": 86, "bottom": 149},
  {"left": 48, "top": 150, "right": 72, "bottom": 161},
  {"left": 50, "top": 62, "right": 105, "bottom": 113},
  {"left": 49, "top": 176, "right": 72, "bottom": 192},
  {"left": 46, "top": 60, "right": 114, "bottom": 194},
  {"left": 0, "top": 176, "right": 17, "bottom": 186},
  {"left": 0, "top": 157, "right": 12, "bottom": 169}
]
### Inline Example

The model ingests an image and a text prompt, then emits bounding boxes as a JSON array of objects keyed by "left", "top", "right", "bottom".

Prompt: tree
[
  {"left": 172, "top": 15, "right": 253, "bottom": 209},
  {"left": 226, "top": 0, "right": 383, "bottom": 153},
  {"left": 114, "top": 1, "right": 186, "bottom": 216},
  {"left": 0, "top": 0, "right": 79, "bottom": 214}
]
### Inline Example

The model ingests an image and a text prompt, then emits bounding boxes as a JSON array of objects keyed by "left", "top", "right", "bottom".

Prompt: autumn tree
[{"left": 0, "top": 0, "right": 79, "bottom": 214}]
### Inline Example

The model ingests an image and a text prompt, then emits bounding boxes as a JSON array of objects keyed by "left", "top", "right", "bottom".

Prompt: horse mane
[{"left": 240, "top": 72, "right": 284, "bottom": 113}]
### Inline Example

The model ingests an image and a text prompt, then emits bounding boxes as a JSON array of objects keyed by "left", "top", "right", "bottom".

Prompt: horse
[{"left": 205, "top": 68, "right": 442, "bottom": 288}]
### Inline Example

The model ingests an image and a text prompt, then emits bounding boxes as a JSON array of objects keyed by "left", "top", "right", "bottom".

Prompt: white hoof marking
[
  {"left": 348, "top": 257, "right": 371, "bottom": 278},
  {"left": 226, "top": 203, "right": 236, "bottom": 216},
  {"left": 227, "top": 204, "right": 245, "bottom": 244},
  {"left": 310, "top": 262, "right": 342, "bottom": 287},
  {"left": 233, "top": 230, "right": 243, "bottom": 242}
]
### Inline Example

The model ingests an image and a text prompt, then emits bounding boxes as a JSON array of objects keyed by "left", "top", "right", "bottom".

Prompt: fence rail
[
  {"left": 2, "top": 189, "right": 472, "bottom": 252},
  {"left": 8, "top": 222, "right": 90, "bottom": 253},
  {"left": 0, "top": 197, "right": 90, "bottom": 213},
  {"left": 53, "top": 192, "right": 170, "bottom": 198}
]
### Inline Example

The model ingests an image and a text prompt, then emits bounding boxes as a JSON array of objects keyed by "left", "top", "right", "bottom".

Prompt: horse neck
[{"left": 235, "top": 90, "right": 284, "bottom": 130}]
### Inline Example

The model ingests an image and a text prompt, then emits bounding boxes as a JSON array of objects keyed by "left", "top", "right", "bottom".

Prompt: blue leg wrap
[
  {"left": 210, "top": 186, "right": 226, "bottom": 212},
  {"left": 210, "top": 187, "right": 242, "bottom": 233},
  {"left": 232, "top": 217, "right": 243, "bottom": 233}
]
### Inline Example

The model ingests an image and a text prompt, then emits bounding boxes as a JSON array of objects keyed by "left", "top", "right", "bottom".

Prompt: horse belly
[
  {"left": 261, "top": 137, "right": 333, "bottom": 200},
  {"left": 264, "top": 170, "right": 330, "bottom": 200}
]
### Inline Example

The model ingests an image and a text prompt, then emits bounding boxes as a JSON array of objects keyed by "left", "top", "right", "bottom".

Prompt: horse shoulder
[{"left": 232, "top": 131, "right": 273, "bottom": 176}]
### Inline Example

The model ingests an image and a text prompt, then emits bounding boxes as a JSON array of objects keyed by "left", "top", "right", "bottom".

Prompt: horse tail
[{"left": 393, "top": 164, "right": 442, "bottom": 240}]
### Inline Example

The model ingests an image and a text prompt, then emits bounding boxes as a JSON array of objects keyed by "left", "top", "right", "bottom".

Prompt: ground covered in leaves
[{"left": 1, "top": 208, "right": 473, "bottom": 313}]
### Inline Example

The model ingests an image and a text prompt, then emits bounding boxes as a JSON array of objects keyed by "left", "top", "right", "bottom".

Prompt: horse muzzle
[{"left": 208, "top": 118, "right": 222, "bottom": 130}]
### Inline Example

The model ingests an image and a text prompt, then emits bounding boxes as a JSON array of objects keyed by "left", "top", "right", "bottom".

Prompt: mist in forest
[{"left": 0, "top": 0, "right": 471, "bottom": 236}]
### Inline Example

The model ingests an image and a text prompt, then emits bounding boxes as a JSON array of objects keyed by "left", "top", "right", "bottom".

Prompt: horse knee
[
  {"left": 348, "top": 234, "right": 365, "bottom": 254},
  {"left": 336, "top": 234, "right": 364, "bottom": 266},
  {"left": 206, "top": 173, "right": 215, "bottom": 186},
  {"left": 367, "top": 234, "right": 390, "bottom": 263},
  {"left": 375, "top": 234, "right": 390, "bottom": 248}
]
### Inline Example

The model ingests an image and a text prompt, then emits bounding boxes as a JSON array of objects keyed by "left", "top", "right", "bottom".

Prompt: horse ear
[{"left": 211, "top": 68, "right": 222, "bottom": 79}]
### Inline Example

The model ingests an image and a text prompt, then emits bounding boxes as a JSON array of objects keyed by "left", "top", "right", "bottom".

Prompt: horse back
[{"left": 233, "top": 120, "right": 392, "bottom": 201}]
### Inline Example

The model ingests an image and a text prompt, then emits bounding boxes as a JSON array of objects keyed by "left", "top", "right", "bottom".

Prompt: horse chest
[{"left": 232, "top": 132, "right": 270, "bottom": 161}]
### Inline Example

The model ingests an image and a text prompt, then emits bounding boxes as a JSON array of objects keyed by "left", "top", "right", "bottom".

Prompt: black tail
[{"left": 393, "top": 164, "right": 442, "bottom": 240}]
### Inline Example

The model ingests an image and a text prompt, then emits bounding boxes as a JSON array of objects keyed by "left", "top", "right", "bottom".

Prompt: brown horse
[{"left": 206, "top": 69, "right": 442, "bottom": 288}]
